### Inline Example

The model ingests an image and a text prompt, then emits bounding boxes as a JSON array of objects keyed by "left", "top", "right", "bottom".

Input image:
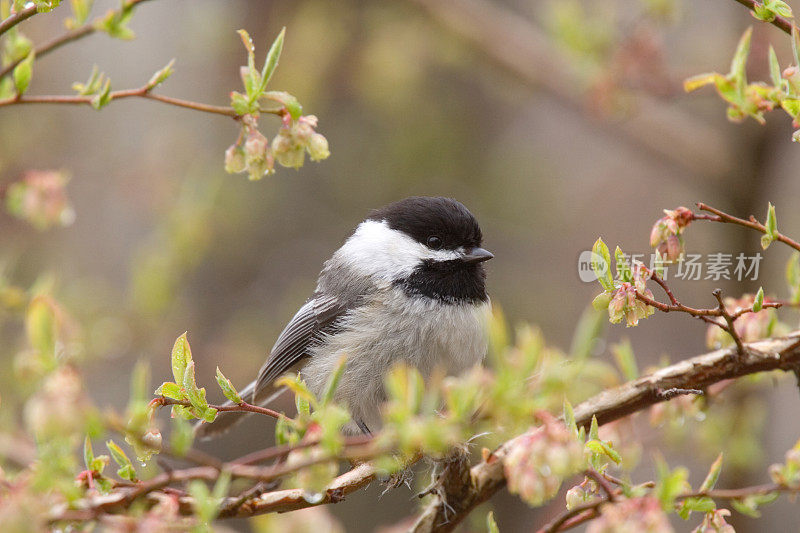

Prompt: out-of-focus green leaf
[{"left": 13, "top": 51, "right": 33, "bottom": 95}]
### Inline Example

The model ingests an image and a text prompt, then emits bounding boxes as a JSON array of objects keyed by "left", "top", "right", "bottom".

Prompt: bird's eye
[{"left": 427, "top": 236, "right": 442, "bottom": 250}]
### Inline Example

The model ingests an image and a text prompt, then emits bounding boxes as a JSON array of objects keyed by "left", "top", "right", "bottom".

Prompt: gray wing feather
[
  {"left": 252, "top": 295, "right": 347, "bottom": 400},
  {"left": 195, "top": 294, "right": 349, "bottom": 440}
]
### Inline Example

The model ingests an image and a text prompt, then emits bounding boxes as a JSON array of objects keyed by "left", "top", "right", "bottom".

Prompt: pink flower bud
[
  {"left": 244, "top": 131, "right": 269, "bottom": 165},
  {"left": 142, "top": 429, "right": 163, "bottom": 452}
]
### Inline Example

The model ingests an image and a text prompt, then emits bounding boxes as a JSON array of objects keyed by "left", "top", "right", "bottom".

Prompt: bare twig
[
  {"left": 407, "top": 0, "right": 737, "bottom": 182},
  {"left": 696, "top": 202, "right": 800, "bottom": 253},
  {"left": 0, "top": 4, "right": 37, "bottom": 37}
]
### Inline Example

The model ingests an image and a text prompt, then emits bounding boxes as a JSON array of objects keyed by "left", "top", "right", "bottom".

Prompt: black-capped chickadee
[{"left": 197, "top": 196, "right": 493, "bottom": 438}]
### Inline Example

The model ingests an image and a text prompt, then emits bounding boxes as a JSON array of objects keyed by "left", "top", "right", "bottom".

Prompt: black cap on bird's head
[{"left": 367, "top": 197, "right": 493, "bottom": 264}]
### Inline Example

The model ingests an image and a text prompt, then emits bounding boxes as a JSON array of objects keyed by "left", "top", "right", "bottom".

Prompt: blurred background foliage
[{"left": 1, "top": 0, "right": 800, "bottom": 530}]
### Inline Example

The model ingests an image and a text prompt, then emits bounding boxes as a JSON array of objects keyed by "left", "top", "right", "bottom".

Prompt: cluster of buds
[
  {"left": 692, "top": 509, "right": 735, "bottom": 533},
  {"left": 4, "top": 170, "right": 75, "bottom": 230},
  {"left": 503, "top": 412, "right": 584, "bottom": 507},
  {"left": 705, "top": 294, "right": 776, "bottom": 349},
  {"left": 587, "top": 496, "right": 673, "bottom": 533},
  {"left": 768, "top": 438, "right": 800, "bottom": 489},
  {"left": 607, "top": 265, "right": 655, "bottom": 327},
  {"left": 225, "top": 115, "right": 330, "bottom": 181},
  {"left": 649, "top": 206, "right": 693, "bottom": 262},
  {"left": 271, "top": 114, "right": 330, "bottom": 168}
]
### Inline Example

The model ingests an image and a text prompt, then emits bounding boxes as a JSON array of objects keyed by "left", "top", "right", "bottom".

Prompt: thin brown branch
[
  {"left": 410, "top": 331, "right": 800, "bottom": 532},
  {"left": 0, "top": 4, "right": 37, "bottom": 36},
  {"left": 696, "top": 202, "right": 800, "bottom": 253},
  {"left": 732, "top": 0, "right": 795, "bottom": 35},
  {"left": 408, "top": 0, "right": 737, "bottom": 183},
  {"left": 152, "top": 396, "right": 285, "bottom": 420},
  {"left": 713, "top": 288, "right": 746, "bottom": 354},
  {"left": 585, "top": 468, "right": 617, "bottom": 502},
  {"left": 0, "top": 0, "right": 154, "bottom": 81},
  {"left": 0, "top": 87, "right": 242, "bottom": 117}
]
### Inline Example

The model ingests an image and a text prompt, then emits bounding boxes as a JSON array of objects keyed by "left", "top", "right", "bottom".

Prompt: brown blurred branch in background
[
  {"left": 410, "top": 332, "right": 800, "bottom": 532},
  {"left": 0, "top": 0, "right": 154, "bottom": 81},
  {"left": 408, "top": 0, "right": 737, "bottom": 183}
]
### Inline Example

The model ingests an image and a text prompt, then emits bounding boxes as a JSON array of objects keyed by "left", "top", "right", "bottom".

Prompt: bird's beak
[{"left": 461, "top": 247, "right": 494, "bottom": 264}]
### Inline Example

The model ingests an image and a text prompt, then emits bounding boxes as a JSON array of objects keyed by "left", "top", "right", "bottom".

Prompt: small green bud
[
  {"left": 307, "top": 133, "right": 330, "bottom": 161},
  {"left": 224, "top": 144, "right": 246, "bottom": 174}
]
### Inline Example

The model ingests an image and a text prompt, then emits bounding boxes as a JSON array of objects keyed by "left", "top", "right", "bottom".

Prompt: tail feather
[{"left": 193, "top": 381, "right": 285, "bottom": 440}]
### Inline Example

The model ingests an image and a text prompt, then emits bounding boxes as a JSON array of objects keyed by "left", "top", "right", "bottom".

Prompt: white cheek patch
[{"left": 337, "top": 220, "right": 461, "bottom": 281}]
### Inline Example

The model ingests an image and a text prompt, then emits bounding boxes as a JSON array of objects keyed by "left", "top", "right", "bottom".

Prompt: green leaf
[
  {"left": 589, "top": 415, "right": 600, "bottom": 441},
  {"left": 592, "top": 291, "right": 611, "bottom": 310},
  {"left": 230, "top": 91, "right": 253, "bottom": 115},
  {"left": 769, "top": 46, "right": 782, "bottom": 87},
  {"left": 765, "top": 202, "right": 777, "bottom": 236},
  {"left": 68, "top": 0, "right": 93, "bottom": 26},
  {"left": 154, "top": 381, "right": 183, "bottom": 400},
  {"left": 13, "top": 51, "right": 34, "bottom": 95},
  {"left": 753, "top": 287, "right": 764, "bottom": 312},
  {"left": 215, "top": 367, "right": 242, "bottom": 404},
  {"left": 611, "top": 338, "right": 639, "bottom": 381},
  {"left": 183, "top": 361, "right": 217, "bottom": 423},
  {"left": 106, "top": 440, "right": 137, "bottom": 481},
  {"left": 786, "top": 251, "right": 800, "bottom": 303},
  {"left": 678, "top": 496, "right": 716, "bottom": 519},
  {"left": 275, "top": 374, "right": 318, "bottom": 409},
  {"left": 90, "top": 78, "right": 111, "bottom": 110},
  {"left": 295, "top": 392, "right": 311, "bottom": 415},
  {"left": 260, "top": 27, "right": 285, "bottom": 92},
  {"left": 655, "top": 457, "right": 689, "bottom": 511},
  {"left": 730, "top": 27, "right": 753, "bottom": 97},
  {"left": 569, "top": 305, "right": 605, "bottom": 361},
  {"left": 700, "top": 453, "right": 724, "bottom": 492},
  {"left": 486, "top": 511, "right": 500, "bottom": 533},
  {"left": 170, "top": 417, "right": 194, "bottom": 457},
  {"left": 26, "top": 296, "right": 56, "bottom": 360},
  {"left": 146, "top": 58, "right": 175, "bottom": 89},
  {"left": 684, "top": 72, "right": 723, "bottom": 93},
  {"left": 563, "top": 400, "right": 578, "bottom": 438},
  {"left": 793, "top": 26, "right": 800, "bottom": 67},
  {"left": 171, "top": 332, "right": 191, "bottom": 385},
  {"left": 321, "top": 354, "right": 347, "bottom": 406},
  {"left": 591, "top": 238, "right": 614, "bottom": 291},
  {"left": 614, "top": 246, "right": 632, "bottom": 282},
  {"left": 83, "top": 435, "right": 94, "bottom": 471}
]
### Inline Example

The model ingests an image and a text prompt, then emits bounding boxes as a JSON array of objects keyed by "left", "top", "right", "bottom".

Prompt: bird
[{"left": 196, "top": 196, "right": 493, "bottom": 438}]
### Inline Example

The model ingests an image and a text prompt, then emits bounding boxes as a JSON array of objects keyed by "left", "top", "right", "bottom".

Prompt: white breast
[{"left": 300, "top": 290, "right": 491, "bottom": 432}]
